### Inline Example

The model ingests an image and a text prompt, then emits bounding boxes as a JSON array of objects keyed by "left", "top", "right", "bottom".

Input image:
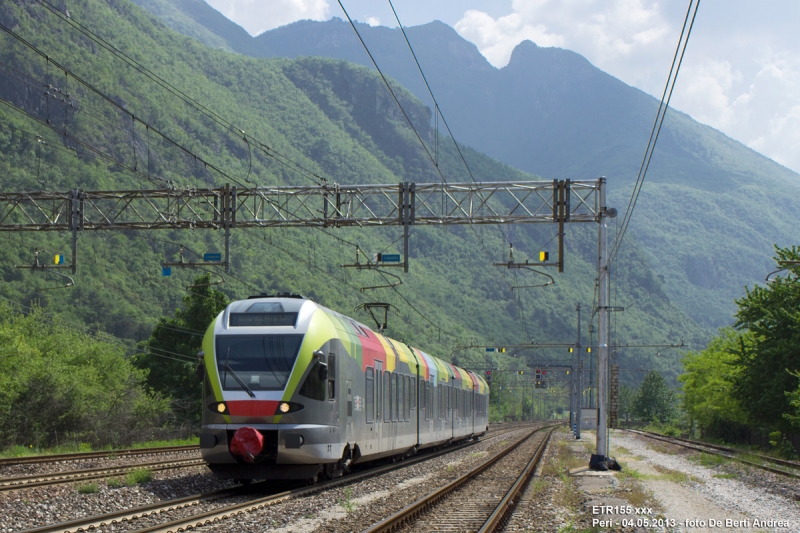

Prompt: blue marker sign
[
  {"left": 380, "top": 254, "right": 401, "bottom": 263},
  {"left": 162, "top": 267, "right": 172, "bottom": 277},
  {"left": 204, "top": 253, "right": 222, "bottom": 262},
  {"left": 486, "top": 347, "right": 496, "bottom": 352}
]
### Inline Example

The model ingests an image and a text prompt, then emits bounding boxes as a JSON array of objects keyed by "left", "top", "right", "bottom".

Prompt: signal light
[{"left": 485, "top": 370, "right": 492, "bottom": 384}]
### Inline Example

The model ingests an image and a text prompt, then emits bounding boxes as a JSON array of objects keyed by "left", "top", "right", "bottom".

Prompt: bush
[
  {"left": 0, "top": 306, "right": 171, "bottom": 449},
  {"left": 126, "top": 468, "right": 153, "bottom": 485},
  {"left": 77, "top": 483, "right": 98, "bottom": 494}
]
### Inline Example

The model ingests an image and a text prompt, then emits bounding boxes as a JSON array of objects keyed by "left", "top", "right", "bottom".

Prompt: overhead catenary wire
[
  {"left": 336, "top": 0, "right": 529, "bottom": 341},
  {"left": 608, "top": 0, "right": 701, "bottom": 266},
  {"left": 32, "top": 0, "right": 328, "bottom": 187}
]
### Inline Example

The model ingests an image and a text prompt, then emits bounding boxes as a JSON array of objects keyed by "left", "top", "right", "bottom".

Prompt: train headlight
[
  {"left": 208, "top": 402, "right": 228, "bottom": 414},
  {"left": 273, "top": 402, "right": 304, "bottom": 415}
]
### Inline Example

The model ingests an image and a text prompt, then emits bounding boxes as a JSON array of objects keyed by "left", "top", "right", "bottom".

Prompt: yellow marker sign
[
  {"left": 539, "top": 251, "right": 549, "bottom": 262},
  {"left": 54, "top": 254, "right": 64, "bottom": 265}
]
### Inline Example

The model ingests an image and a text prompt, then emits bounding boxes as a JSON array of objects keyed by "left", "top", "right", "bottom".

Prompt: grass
[
  {"left": 129, "top": 437, "right": 199, "bottom": 449},
  {"left": 77, "top": 482, "right": 98, "bottom": 494},
  {"left": 652, "top": 465, "right": 702, "bottom": 484},
  {"left": 646, "top": 442, "right": 674, "bottom": 455},
  {"left": 337, "top": 487, "right": 356, "bottom": 512},
  {"left": 615, "top": 468, "right": 653, "bottom": 509},
  {"left": 691, "top": 452, "right": 729, "bottom": 467},
  {"left": 106, "top": 477, "right": 124, "bottom": 488},
  {"left": 713, "top": 473, "right": 738, "bottom": 479},
  {"left": 125, "top": 468, "right": 153, "bottom": 485},
  {"left": 0, "top": 436, "right": 199, "bottom": 459}
]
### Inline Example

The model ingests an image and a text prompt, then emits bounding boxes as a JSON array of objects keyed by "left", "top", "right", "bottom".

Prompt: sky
[{"left": 202, "top": 0, "right": 800, "bottom": 176}]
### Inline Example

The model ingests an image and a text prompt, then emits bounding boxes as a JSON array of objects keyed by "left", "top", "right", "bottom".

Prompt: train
[{"left": 198, "top": 293, "right": 490, "bottom": 482}]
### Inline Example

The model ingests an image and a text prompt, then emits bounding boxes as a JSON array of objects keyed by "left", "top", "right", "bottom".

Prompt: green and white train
[{"left": 199, "top": 294, "right": 490, "bottom": 481}]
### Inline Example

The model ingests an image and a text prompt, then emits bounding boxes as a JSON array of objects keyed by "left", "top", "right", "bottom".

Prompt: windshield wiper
[{"left": 224, "top": 362, "right": 256, "bottom": 398}]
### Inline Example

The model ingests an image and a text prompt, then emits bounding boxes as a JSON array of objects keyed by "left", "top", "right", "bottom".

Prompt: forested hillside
[
  {"left": 0, "top": 0, "right": 702, "bottom": 397},
  {"left": 133, "top": 3, "right": 800, "bottom": 332}
]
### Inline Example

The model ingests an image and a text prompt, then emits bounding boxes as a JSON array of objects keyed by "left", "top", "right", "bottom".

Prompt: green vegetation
[
  {"left": 0, "top": 306, "right": 170, "bottom": 449},
  {"left": 129, "top": 436, "right": 200, "bottom": 448},
  {"left": 125, "top": 468, "right": 153, "bottom": 485},
  {"left": 337, "top": 487, "right": 357, "bottom": 513},
  {"left": 679, "top": 246, "right": 800, "bottom": 456},
  {"left": 632, "top": 371, "right": 677, "bottom": 423},
  {"left": 106, "top": 477, "right": 124, "bottom": 488},
  {"left": 76, "top": 482, "right": 99, "bottom": 494},
  {"left": 134, "top": 273, "right": 228, "bottom": 423}
]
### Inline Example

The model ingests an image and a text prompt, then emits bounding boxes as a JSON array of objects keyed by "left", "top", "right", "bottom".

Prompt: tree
[
  {"left": 134, "top": 274, "right": 228, "bottom": 424},
  {"left": 0, "top": 306, "right": 169, "bottom": 448},
  {"left": 732, "top": 246, "right": 800, "bottom": 432},
  {"left": 679, "top": 328, "right": 750, "bottom": 439},
  {"left": 632, "top": 370, "right": 677, "bottom": 423},
  {"left": 618, "top": 384, "right": 636, "bottom": 424}
]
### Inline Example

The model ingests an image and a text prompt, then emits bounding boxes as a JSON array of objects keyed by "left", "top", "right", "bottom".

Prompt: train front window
[{"left": 216, "top": 335, "right": 303, "bottom": 391}]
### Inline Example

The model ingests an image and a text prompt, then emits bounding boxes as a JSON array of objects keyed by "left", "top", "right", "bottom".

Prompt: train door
[
  {"left": 345, "top": 379, "right": 353, "bottom": 442},
  {"left": 328, "top": 352, "right": 338, "bottom": 427}
]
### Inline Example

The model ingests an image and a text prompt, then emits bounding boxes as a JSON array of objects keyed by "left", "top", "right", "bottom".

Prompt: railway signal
[{"left": 485, "top": 369, "right": 492, "bottom": 385}]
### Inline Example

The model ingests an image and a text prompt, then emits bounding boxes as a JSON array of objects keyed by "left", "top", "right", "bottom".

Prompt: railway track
[
  {"left": 0, "top": 445, "right": 199, "bottom": 467},
  {"left": 361, "top": 425, "right": 556, "bottom": 533},
  {"left": 626, "top": 429, "right": 800, "bottom": 479},
  {"left": 0, "top": 456, "right": 206, "bottom": 492},
  {"left": 18, "top": 424, "right": 535, "bottom": 533}
]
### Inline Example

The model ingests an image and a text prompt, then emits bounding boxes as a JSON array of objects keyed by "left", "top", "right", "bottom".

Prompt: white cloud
[
  {"left": 366, "top": 17, "right": 381, "bottom": 27},
  {"left": 454, "top": 0, "right": 800, "bottom": 174},
  {"left": 668, "top": 55, "right": 800, "bottom": 171},
  {"left": 204, "top": 0, "right": 330, "bottom": 36},
  {"left": 454, "top": 0, "right": 670, "bottom": 78}
]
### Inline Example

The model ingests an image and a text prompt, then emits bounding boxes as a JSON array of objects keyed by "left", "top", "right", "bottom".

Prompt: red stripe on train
[{"left": 226, "top": 400, "right": 280, "bottom": 416}]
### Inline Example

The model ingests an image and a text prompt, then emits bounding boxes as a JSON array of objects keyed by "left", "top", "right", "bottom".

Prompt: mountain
[
  {"left": 0, "top": 0, "right": 704, "bottom": 388},
  {"left": 133, "top": 3, "right": 800, "bottom": 330}
]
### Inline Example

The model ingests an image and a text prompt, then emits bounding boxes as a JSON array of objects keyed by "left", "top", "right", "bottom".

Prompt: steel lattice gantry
[{"left": 0, "top": 180, "right": 601, "bottom": 231}]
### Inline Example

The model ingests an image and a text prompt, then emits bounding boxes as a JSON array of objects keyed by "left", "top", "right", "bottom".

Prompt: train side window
[
  {"left": 437, "top": 384, "right": 443, "bottom": 420},
  {"left": 327, "top": 354, "right": 335, "bottom": 400},
  {"left": 423, "top": 381, "right": 429, "bottom": 420},
  {"left": 404, "top": 375, "right": 409, "bottom": 421},
  {"left": 410, "top": 376, "right": 416, "bottom": 410},
  {"left": 405, "top": 376, "right": 410, "bottom": 420},
  {"left": 398, "top": 375, "right": 403, "bottom": 421},
  {"left": 365, "top": 368, "right": 374, "bottom": 423},
  {"left": 384, "top": 371, "right": 392, "bottom": 422}
]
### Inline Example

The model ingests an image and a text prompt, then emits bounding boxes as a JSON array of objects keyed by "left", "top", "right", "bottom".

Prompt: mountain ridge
[{"left": 131, "top": 3, "right": 799, "bottom": 329}]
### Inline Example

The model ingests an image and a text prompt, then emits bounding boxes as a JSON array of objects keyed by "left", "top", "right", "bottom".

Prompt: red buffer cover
[{"left": 229, "top": 426, "right": 264, "bottom": 463}]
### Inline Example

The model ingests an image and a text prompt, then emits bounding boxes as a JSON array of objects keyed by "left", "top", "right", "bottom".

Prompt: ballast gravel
[
  {"left": 0, "top": 465, "right": 236, "bottom": 533},
  {"left": 615, "top": 431, "right": 800, "bottom": 532},
  {"left": 191, "top": 427, "right": 534, "bottom": 533}
]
